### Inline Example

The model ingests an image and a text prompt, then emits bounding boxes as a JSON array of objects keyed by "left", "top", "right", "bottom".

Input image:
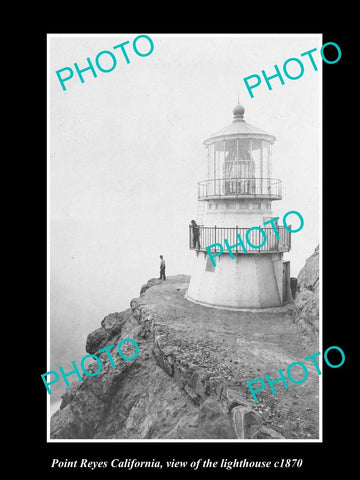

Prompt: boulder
[
  {"left": 85, "top": 327, "right": 110, "bottom": 354},
  {"left": 225, "top": 388, "right": 251, "bottom": 412},
  {"left": 101, "top": 310, "right": 131, "bottom": 336},
  {"left": 231, "top": 405, "right": 262, "bottom": 439},
  {"left": 188, "top": 370, "right": 209, "bottom": 400}
]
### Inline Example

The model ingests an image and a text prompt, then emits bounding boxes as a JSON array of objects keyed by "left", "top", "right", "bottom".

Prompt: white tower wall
[
  {"left": 187, "top": 251, "right": 284, "bottom": 309},
  {"left": 203, "top": 200, "right": 273, "bottom": 227}
]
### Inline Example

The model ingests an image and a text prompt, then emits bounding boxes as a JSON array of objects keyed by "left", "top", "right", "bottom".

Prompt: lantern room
[{"left": 200, "top": 104, "right": 281, "bottom": 200}]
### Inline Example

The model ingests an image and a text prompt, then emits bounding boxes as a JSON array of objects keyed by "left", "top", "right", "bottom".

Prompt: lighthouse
[{"left": 186, "top": 103, "right": 292, "bottom": 309}]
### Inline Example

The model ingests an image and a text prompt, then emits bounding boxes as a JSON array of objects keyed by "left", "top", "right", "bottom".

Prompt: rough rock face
[
  {"left": 51, "top": 268, "right": 319, "bottom": 440},
  {"left": 293, "top": 245, "right": 319, "bottom": 336}
]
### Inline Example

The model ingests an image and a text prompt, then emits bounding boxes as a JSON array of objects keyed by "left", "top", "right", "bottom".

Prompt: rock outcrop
[
  {"left": 292, "top": 246, "right": 319, "bottom": 336},
  {"left": 51, "top": 264, "right": 320, "bottom": 440}
]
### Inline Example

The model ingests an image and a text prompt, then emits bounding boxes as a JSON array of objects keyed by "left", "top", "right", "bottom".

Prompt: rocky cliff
[
  {"left": 292, "top": 246, "right": 319, "bottom": 337},
  {"left": 51, "top": 251, "right": 320, "bottom": 440}
]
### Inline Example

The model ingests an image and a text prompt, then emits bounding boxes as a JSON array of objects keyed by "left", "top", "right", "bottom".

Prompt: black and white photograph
[{"left": 39, "top": 30, "right": 350, "bottom": 473}]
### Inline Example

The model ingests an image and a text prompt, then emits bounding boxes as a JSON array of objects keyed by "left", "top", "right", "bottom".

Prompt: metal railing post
[{"left": 236, "top": 226, "right": 238, "bottom": 253}]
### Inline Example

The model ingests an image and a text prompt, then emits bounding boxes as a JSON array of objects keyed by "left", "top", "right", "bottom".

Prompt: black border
[{"left": 32, "top": 27, "right": 352, "bottom": 477}]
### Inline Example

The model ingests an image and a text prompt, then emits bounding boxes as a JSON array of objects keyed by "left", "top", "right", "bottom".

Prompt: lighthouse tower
[{"left": 186, "top": 103, "right": 291, "bottom": 309}]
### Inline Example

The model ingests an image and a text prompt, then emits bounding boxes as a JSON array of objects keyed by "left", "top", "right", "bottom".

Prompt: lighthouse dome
[{"left": 203, "top": 103, "right": 276, "bottom": 145}]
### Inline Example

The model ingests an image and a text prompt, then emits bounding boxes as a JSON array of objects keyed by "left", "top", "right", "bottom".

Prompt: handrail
[
  {"left": 189, "top": 224, "right": 291, "bottom": 254},
  {"left": 198, "top": 178, "right": 282, "bottom": 200}
]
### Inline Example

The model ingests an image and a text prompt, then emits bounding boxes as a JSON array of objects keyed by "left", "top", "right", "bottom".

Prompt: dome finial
[{"left": 233, "top": 101, "right": 245, "bottom": 121}]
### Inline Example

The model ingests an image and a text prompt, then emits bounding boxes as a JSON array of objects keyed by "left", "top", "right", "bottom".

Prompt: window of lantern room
[
  {"left": 223, "top": 139, "right": 255, "bottom": 195},
  {"left": 250, "top": 139, "right": 272, "bottom": 195}
]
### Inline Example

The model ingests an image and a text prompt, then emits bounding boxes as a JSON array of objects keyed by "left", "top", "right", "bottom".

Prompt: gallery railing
[
  {"left": 189, "top": 225, "right": 291, "bottom": 254},
  {"left": 198, "top": 178, "right": 282, "bottom": 200}
]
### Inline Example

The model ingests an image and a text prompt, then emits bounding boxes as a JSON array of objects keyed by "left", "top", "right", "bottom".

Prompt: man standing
[
  {"left": 159, "top": 255, "right": 166, "bottom": 280},
  {"left": 191, "top": 220, "right": 200, "bottom": 250}
]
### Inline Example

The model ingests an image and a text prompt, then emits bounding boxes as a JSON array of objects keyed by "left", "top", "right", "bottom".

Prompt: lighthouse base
[{"left": 186, "top": 252, "right": 290, "bottom": 309}]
